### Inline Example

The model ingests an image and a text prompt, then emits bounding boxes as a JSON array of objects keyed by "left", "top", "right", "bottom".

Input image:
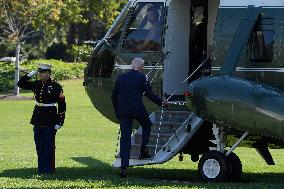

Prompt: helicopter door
[
  {"left": 163, "top": 0, "right": 191, "bottom": 100},
  {"left": 188, "top": 1, "right": 209, "bottom": 83}
]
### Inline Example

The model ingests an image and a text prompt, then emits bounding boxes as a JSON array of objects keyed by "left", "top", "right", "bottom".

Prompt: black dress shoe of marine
[{"left": 120, "top": 167, "right": 127, "bottom": 178}]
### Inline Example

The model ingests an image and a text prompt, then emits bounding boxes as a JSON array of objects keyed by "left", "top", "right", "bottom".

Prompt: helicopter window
[
  {"left": 122, "top": 3, "right": 164, "bottom": 52},
  {"left": 251, "top": 19, "right": 275, "bottom": 62}
]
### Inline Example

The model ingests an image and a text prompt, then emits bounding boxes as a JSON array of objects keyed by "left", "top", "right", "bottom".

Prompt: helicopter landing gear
[
  {"left": 198, "top": 150, "right": 229, "bottom": 182},
  {"left": 198, "top": 124, "right": 249, "bottom": 182},
  {"left": 227, "top": 152, "right": 242, "bottom": 182}
]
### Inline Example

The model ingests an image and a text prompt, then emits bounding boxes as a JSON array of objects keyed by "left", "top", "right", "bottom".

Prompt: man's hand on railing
[{"left": 162, "top": 99, "right": 168, "bottom": 106}]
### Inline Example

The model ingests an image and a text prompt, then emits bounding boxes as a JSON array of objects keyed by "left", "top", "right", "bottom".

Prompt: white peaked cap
[{"left": 38, "top": 63, "right": 52, "bottom": 70}]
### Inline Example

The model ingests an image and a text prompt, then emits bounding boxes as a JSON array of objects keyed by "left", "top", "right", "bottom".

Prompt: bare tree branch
[
  {"left": 2, "top": 3, "right": 16, "bottom": 33},
  {"left": 20, "top": 30, "right": 36, "bottom": 40},
  {"left": 0, "top": 24, "right": 14, "bottom": 33},
  {"left": 20, "top": 20, "right": 31, "bottom": 35}
]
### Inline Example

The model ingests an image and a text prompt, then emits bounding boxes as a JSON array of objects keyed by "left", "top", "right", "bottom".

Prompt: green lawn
[{"left": 0, "top": 79, "right": 284, "bottom": 189}]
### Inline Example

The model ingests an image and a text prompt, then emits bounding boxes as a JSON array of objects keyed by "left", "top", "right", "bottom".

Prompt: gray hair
[{"left": 131, "top": 58, "right": 144, "bottom": 70}]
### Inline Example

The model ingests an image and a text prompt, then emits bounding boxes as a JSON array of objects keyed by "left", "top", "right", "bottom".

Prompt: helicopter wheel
[
  {"left": 227, "top": 152, "right": 242, "bottom": 182},
  {"left": 198, "top": 151, "right": 229, "bottom": 182}
]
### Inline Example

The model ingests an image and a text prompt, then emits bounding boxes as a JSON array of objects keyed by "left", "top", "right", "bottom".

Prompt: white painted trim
[
  {"left": 256, "top": 107, "right": 284, "bottom": 121},
  {"left": 115, "top": 64, "right": 163, "bottom": 70},
  {"left": 212, "top": 67, "right": 284, "bottom": 72},
  {"left": 220, "top": 0, "right": 284, "bottom": 7},
  {"left": 220, "top": 6, "right": 284, "bottom": 8},
  {"left": 163, "top": 0, "right": 190, "bottom": 95},
  {"left": 208, "top": 0, "right": 220, "bottom": 52},
  {"left": 133, "top": 0, "right": 167, "bottom": 3}
]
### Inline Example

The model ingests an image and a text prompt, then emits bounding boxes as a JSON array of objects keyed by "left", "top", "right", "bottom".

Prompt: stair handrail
[
  {"left": 153, "top": 112, "right": 194, "bottom": 159},
  {"left": 166, "top": 57, "right": 210, "bottom": 101},
  {"left": 146, "top": 51, "right": 170, "bottom": 83},
  {"left": 170, "top": 112, "right": 194, "bottom": 143},
  {"left": 153, "top": 58, "right": 209, "bottom": 158},
  {"left": 154, "top": 108, "right": 164, "bottom": 156}
]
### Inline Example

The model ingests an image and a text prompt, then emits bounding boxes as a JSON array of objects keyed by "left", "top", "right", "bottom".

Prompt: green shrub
[
  {"left": 68, "top": 45, "right": 93, "bottom": 62},
  {"left": 0, "top": 59, "right": 86, "bottom": 92},
  {"left": 0, "top": 43, "right": 16, "bottom": 58},
  {"left": 45, "top": 43, "right": 93, "bottom": 62},
  {"left": 0, "top": 62, "right": 15, "bottom": 92}
]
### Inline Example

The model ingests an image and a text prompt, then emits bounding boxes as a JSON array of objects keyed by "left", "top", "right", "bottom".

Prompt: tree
[
  {"left": 0, "top": 0, "right": 82, "bottom": 95},
  {"left": 67, "top": 0, "right": 127, "bottom": 45}
]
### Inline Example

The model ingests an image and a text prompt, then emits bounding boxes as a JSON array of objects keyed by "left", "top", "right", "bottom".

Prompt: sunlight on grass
[{"left": 0, "top": 79, "right": 283, "bottom": 188}]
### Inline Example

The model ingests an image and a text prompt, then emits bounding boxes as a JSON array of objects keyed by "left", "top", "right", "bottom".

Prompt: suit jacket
[{"left": 111, "top": 69, "right": 162, "bottom": 118}]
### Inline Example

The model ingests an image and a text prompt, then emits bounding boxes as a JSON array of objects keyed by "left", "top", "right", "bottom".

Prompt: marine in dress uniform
[
  {"left": 17, "top": 64, "right": 66, "bottom": 174},
  {"left": 111, "top": 58, "right": 167, "bottom": 178}
]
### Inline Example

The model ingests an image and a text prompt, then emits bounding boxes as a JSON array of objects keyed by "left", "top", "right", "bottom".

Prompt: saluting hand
[{"left": 27, "top": 70, "right": 38, "bottom": 77}]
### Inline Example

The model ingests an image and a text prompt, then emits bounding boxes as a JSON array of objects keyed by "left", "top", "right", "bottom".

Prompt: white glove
[
  {"left": 27, "top": 70, "right": 38, "bottom": 77},
  {"left": 55, "top": 124, "right": 61, "bottom": 130}
]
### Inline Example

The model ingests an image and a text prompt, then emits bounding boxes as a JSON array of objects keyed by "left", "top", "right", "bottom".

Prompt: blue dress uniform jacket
[
  {"left": 17, "top": 74, "right": 66, "bottom": 174},
  {"left": 111, "top": 69, "right": 162, "bottom": 168},
  {"left": 17, "top": 74, "right": 66, "bottom": 126},
  {"left": 111, "top": 69, "right": 162, "bottom": 118}
]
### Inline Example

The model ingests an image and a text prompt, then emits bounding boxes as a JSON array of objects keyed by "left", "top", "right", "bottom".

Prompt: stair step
[
  {"left": 134, "top": 133, "right": 172, "bottom": 146},
  {"left": 155, "top": 111, "right": 190, "bottom": 114},
  {"left": 152, "top": 121, "right": 185, "bottom": 125},
  {"left": 113, "top": 111, "right": 204, "bottom": 167},
  {"left": 151, "top": 123, "right": 182, "bottom": 134},
  {"left": 131, "top": 144, "right": 163, "bottom": 156},
  {"left": 117, "top": 144, "right": 163, "bottom": 159},
  {"left": 115, "top": 111, "right": 194, "bottom": 161},
  {"left": 152, "top": 111, "right": 191, "bottom": 123}
]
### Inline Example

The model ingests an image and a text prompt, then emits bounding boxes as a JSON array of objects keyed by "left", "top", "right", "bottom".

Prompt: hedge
[{"left": 0, "top": 59, "right": 86, "bottom": 92}]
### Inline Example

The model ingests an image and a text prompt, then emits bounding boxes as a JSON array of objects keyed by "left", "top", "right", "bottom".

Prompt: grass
[{"left": 0, "top": 79, "right": 284, "bottom": 189}]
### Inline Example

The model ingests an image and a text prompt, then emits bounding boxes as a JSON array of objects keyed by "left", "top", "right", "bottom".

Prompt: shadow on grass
[{"left": 1, "top": 157, "right": 284, "bottom": 188}]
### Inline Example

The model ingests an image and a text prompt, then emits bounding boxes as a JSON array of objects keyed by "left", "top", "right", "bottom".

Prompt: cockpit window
[
  {"left": 122, "top": 2, "right": 164, "bottom": 52},
  {"left": 250, "top": 18, "right": 275, "bottom": 62}
]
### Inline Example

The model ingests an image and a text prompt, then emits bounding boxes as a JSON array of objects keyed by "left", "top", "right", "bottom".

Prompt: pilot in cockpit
[{"left": 137, "top": 7, "right": 161, "bottom": 51}]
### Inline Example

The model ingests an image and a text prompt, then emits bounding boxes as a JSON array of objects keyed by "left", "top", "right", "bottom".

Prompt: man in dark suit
[{"left": 111, "top": 58, "right": 167, "bottom": 178}]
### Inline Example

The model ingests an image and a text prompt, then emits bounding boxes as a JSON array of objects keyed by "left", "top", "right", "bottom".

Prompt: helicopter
[{"left": 84, "top": 0, "right": 284, "bottom": 182}]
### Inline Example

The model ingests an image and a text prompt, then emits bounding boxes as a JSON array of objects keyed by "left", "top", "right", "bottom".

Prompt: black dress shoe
[
  {"left": 139, "top": 149, "right": 151, "bottom": 159},
  {"left": 120, "top": 168, "right": 127, "bottom": 178}
]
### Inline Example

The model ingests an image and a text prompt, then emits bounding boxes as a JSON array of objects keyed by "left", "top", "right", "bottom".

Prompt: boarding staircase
[
  {"left": 113, "top": 56, "right": 209, "bottom": 167},
  {"left": 113, "top": 110, "right": 203, "bottom": 167}
]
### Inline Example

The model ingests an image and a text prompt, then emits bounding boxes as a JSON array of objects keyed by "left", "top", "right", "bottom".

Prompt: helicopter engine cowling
[{"left": 186, "top": 76, "right": 284, "bottom": 140}]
